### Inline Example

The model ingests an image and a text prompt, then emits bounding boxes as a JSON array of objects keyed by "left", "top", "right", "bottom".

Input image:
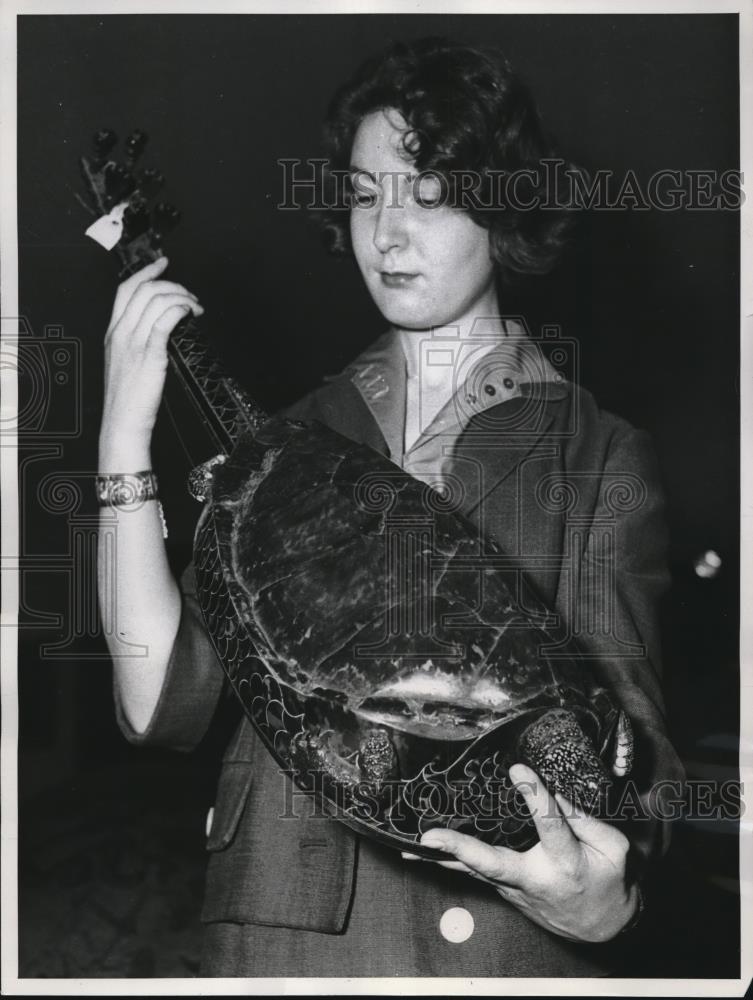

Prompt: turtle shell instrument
[{"left": 81, "top": 130, "right": 635, "bottom": 859}]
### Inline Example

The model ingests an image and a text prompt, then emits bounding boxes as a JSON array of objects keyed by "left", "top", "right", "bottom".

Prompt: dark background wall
[{"left": 16, "top": 13, "right": 740, "bottom": 977}]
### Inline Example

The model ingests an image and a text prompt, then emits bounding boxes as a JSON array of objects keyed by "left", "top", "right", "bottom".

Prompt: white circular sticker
[{"left": 439, "top": 907, "right": 475, "bottom": 943}]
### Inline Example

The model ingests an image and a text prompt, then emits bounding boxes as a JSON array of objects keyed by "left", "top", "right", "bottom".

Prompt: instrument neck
[
  {"left": 113, "top": 257, "right": 266, "bottom": 454},
  {"left": 167, "top": 317, "right": 268, "bottom": 453}
]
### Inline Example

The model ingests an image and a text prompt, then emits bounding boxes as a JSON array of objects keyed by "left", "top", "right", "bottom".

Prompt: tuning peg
[
  {"left": 138, "top": 167, "right": 164, "bottom": 198},
  {"left": 153, "top": 201, "right": 181, "bottom": 233},
  {"left": 92, "top": 128, "right": 118, "bottom": 160},
  {"left": 122, "top": 197, "right": 151, "bottom": 241},
  {"left": 103, "top": 162, "right": 136, "bottom": 203},
  {"left": 125, "top": 129, "right": 148, "bottom": 163}
]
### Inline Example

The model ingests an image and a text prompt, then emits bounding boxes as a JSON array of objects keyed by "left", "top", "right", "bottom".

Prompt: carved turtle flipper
[{"left": 517, "top": 708, "right": 613, "bottom": 811}]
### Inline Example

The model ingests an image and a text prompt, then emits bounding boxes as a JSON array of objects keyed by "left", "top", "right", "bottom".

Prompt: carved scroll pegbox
[{"left": 79, "top": 128, "right": 181, "bottom": 278}]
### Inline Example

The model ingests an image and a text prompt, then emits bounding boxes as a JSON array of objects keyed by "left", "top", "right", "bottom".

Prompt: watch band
[
  {"left": 95, "top": 470, "right": 159, "bottom": 507},
  {"left": 95, "top": 470, "right": 168, "bottom": 539}
]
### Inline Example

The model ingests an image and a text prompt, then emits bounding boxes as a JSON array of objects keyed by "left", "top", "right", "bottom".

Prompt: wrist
[
  {"left": 98, "top": 430, "right": 152, "bottom": 473},
  {"left": 95, "top": 469, "right": 168, "bottom": 539},
  {"left": 577, "top": 883, "right": 644, "bottom": 943},
  {"left": 616, "top": 882, "right": 645, "bottom": 936}
]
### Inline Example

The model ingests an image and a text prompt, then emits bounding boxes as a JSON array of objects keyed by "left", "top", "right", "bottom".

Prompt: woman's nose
[{"left": 373, "top": 198, "right": 408, "bottom": 253}]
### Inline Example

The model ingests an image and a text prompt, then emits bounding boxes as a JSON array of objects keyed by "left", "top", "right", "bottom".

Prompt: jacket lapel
[
  {"left": 343, "top": 330, "right": 406, "bottom": 461},
  {"left": 447, "top": 381, "right": 571, "bottom": 611},
  {"left": 285, "top": 372, "right": 392, "bottom": 458},
  {"left": 451, "top": 380, "right": 571, "bottom": 519}
]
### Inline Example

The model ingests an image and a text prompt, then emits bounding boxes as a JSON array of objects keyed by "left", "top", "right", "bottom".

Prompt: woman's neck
[
  {"left": 396, "top": 292, "right": 508, "bottom": 390},
  {"left": 396, "top": 295, "right": 510, "bottom": 452}
]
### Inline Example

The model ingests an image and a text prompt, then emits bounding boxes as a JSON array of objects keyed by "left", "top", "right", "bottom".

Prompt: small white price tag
[{"left": 85, "top": 201, "right": 128, "bottom": 251}]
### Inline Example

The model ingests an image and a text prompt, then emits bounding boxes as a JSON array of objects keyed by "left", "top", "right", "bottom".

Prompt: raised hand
[{"left": 99, "top": 256, "right": 203, "bottom": 468}]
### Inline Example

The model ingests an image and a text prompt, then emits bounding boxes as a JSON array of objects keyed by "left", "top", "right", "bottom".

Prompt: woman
[{"left": 97, "top": 37, "right": 684, "bottom": 976}]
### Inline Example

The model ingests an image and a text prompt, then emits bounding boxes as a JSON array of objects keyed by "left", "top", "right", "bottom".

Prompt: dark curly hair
[{"left": 318, "top": 36, "right": 580, "bottom": 286}]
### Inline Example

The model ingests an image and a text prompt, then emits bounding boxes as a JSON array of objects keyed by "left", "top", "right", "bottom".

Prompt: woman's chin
[{"left": 376, "top": 303, "right": 448, "bottom": 331}]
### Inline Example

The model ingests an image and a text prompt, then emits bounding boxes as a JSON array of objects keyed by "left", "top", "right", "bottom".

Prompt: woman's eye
[
  {"left": 347, "top": 173, "right": 378, "bottom": 209},
  {"left": 351, "top": 191, "right": 378, "bottom": 208},
  {"left": 413, "top": 174, "right": 444, "bottom": 208}
]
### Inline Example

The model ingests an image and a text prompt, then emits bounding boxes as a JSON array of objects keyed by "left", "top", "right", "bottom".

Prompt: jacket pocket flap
[{"left": 206, "top": 760, "right": 254, "bottom": 852}]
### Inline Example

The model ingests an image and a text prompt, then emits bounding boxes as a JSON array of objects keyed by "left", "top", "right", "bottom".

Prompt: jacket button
[
  {"left": 439, "top": 906, "right": 474, "bottom": 943},
  {"left": 205, "top": 806, "right": 215, "bottom": 838}
]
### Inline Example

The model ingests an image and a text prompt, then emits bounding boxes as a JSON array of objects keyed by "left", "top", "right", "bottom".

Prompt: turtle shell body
[{"left": 193, "top": 416, "right": 624, "bottom": 855}]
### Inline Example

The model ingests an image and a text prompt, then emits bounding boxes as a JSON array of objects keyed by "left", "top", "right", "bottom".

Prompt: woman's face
[{"left": 349, "top": 109, "right": 497, "bottom": 331}]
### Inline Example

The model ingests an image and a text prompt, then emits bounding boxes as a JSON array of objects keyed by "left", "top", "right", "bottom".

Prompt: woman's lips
[{"left": 380, "top": 272, "right": 419, "bottom": 288}]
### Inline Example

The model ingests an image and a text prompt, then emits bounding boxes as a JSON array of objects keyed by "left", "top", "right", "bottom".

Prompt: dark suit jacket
[{"left": 115, "top": 370, "right": 685, "bottom": 977}]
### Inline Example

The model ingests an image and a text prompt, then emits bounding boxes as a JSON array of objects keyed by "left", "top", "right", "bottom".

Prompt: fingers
[
  {"left": 401, "top": 850, "right": 477, "bottom": 876},
  {"left": 143, "top": 302, "right": 199, "bottom": 359},
  {"left": 136, "top": 294, "right": 204, "bottom": 348},
  {"left": 111, "top": 256, "right": 170, "bottom": 328},
  {"left": 508, "top": 763, "right": 578, "bottom": 860},
  {"left": 107, "top": 291, "right": 203, "bottom": 365},
  {"left": 418, "top": 829, "right": 525, "bottom": 887},
  {"left": 110, "top": 280, "right": 201, "bottom": 343},
  {"left": 109, "top": 257, "right": 201, "bottom": 336},
  {"left": 554, "top": 792, "right": 630, "bottom": 864},
  {"left": 432, "top": 860, "right": 479, "bottom": 878}
]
